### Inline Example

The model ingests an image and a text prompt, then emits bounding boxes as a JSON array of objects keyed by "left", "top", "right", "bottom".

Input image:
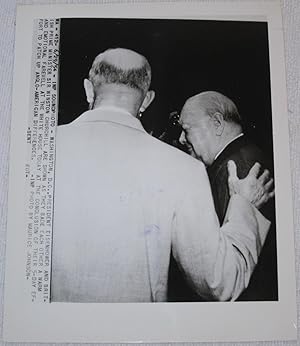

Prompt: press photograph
[
  {"left": 48, "top": 18, "right": 278, "bottom": 303},
  {"left": 5, "top": 1, "right": 299, "bottom": 342}
]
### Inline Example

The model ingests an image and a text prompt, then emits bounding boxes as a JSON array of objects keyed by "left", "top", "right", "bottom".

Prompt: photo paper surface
[{"left": 3, "top": 1, "right": 296, "bottom": 343}]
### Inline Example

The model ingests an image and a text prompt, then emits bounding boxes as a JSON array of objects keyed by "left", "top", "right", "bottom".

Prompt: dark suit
[{"left": 207, "top": 135, "right": 278, "bottom": 301}]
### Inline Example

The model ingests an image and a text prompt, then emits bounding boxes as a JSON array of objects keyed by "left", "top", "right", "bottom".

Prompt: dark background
[
  {"left": 58, "top": 18, "right": 273, "bottom": 158},
  {"left": 57, "top": 18, "right": 277, "bottom": 301}
]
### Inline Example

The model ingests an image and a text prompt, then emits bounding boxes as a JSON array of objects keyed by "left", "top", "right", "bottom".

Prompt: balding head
[
  {"left": 179, "top": 91, "right": 243, "bottom": 166},
  {"left": 185, "top": 91, "right": 241, "bottom": 125},
  {"left": 89, "top": 48, "right": 151, "bottom": 96},
  {"left": 84, "top": 48, "right": 154, "bottom": 116}
]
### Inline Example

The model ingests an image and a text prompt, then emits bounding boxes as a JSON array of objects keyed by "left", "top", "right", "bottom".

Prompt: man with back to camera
[
  {"left": 178, "top": 91, "right": 277, "bottom": 300},
  {"left": 51, "top": 48, "right": 273, "bottom": 303}
]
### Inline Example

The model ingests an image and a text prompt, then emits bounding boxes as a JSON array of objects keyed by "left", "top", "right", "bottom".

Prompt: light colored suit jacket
[{"left": 51, "top": 106, "right": 269, "bottom": 302}]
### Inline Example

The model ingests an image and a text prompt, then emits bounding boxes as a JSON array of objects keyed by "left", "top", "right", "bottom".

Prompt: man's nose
[{"left": 179, "top": 131, "right": 186, "bottom": 145}]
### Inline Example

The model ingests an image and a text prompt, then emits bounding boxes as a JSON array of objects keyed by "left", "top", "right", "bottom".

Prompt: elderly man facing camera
[
  {"left": 51, "top": 49, "right": 272, "bottom": 303},
  {"left": 179, "top": 91, "right": 277, "bottom": 300}
]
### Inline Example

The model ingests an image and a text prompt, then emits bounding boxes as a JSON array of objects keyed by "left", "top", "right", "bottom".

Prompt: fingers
[
  {"left": 265, "top": 189, "right": 275, "bottom": 201},
  {"left": 227, "top": 161, "right": 239, "bottom": 197},
  {"left": 227, "top": 160, "right": 238, "bottom": 181},
  {"left": 269, "top": 190, "right": 275, "bottom": 199},
  {"left": 258, "top": 169, "right": 270, "bottom": 184},
  {"left": 248, "top": 162, "right": 261, "bottom": 178},
  {"left": 255, "top": 184, "right": 275, "bottom": 208},
  {"left": 258, "top": 189, "right": 275, "bottom": 208},
  {"left": 264, "top": 177, "right": 274, "bottom": 191}
]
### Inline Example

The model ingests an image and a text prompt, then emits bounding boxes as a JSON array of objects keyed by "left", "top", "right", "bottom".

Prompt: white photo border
[{"left": 3, "top": 1, "right": 297, "bottom": 342}]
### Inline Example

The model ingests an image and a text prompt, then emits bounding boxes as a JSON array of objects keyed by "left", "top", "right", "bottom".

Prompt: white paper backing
[{"left": 0, "top": 0, "right": 299, "bottom": 345}]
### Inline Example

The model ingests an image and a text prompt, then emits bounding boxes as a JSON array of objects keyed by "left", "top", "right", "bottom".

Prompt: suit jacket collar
[
  {"left": 208, "top": 135, "right": 249, "bottom": 180},
  {"left": 214, "top": 133, "right": 244, "bottom": 161},
  {"left": 71, "top": 106, "right": 146, "bottom": 133}
]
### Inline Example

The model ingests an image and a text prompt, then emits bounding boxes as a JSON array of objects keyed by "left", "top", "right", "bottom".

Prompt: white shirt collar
[{"left": 214, "top": 133, "right": 244, "bottom": 161}]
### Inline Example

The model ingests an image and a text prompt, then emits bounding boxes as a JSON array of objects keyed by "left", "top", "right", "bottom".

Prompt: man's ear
[
  {"left": 212, "top": 112, "right": 225, "bottom": 136},
  {"left": 83, "top": 79, "right": 95, "bottom": 104},
  {"left": 140, "top": 90, "right": 155, "bottom": 113}
]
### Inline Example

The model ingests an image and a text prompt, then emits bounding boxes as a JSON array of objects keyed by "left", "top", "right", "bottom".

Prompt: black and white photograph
[
  {"left": 3, "top": 1, "right": 297, "bottom": 343},
  {"left": 51, "top": 18, "right": 277, "bottom": 303}
]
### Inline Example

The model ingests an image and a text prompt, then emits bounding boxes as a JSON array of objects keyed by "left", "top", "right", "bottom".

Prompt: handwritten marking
[{"left": 144, "top": 224, "right": 160, "bottom": 235}]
